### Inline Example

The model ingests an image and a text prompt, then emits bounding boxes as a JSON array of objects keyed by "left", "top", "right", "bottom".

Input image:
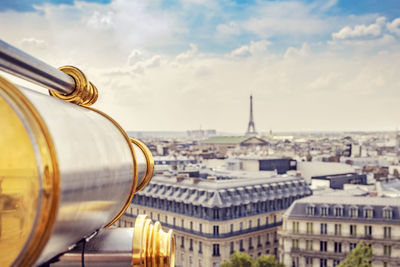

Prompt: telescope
[{"left": 0, "top": 40, "right": 174, "bottom": 267}]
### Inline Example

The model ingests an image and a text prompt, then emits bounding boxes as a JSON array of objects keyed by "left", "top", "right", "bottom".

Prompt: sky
[{"left": 0, "top": 0, "right": 400, "bottom": 133}]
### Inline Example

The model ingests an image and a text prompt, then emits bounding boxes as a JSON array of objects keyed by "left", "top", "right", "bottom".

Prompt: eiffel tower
[{"left": 246, "top": 95, "right": 258, "bottom": 136}]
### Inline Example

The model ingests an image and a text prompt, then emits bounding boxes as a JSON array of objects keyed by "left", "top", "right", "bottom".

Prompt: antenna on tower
[{"left": 246, "top": 94, "right": 258, "bottom": 136}]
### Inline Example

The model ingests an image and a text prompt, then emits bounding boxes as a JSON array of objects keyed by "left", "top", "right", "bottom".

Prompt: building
[
  {"left": 118, "top": 175, "right": 311, "bottom": 267},
  {"left": 311, "top": 173, "right": 367, "bottom": 190},
  {"left": 280, "top": 196, "right": 400, "bottom": 267}
]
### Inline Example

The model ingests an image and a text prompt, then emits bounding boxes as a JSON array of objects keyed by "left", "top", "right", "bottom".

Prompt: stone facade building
[
  {"left": 280, "top": 196, "right": 400, "bottom": 267},
  {"left": 117, "top": 174, "right": 311, "bottom": 267}
]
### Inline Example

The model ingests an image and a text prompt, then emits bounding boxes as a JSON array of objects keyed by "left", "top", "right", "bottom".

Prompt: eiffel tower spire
[{"left": 246, "top": 95, "right": 257, "bottom": 136}]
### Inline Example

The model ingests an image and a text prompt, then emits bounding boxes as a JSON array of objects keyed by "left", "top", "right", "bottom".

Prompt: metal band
[
  {"left": 84, "top": 107, "right": 138, "bottom": 228},
  {"left": 0, "top": 75, "right": 60, "bottom": 267},
  {"left": 49, "top": 65, "right": 98, "bottom": 106},
  {"left": 130, "top": 138, "right": 155, "bottom": 192}
]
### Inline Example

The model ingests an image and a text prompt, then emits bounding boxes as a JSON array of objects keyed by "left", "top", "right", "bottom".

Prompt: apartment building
[
  {"left": 280, "top": 196, "right": 400, "bottom": 267},
  {"left": 118, "top": 174, "right": 311, "bottom": 267}
]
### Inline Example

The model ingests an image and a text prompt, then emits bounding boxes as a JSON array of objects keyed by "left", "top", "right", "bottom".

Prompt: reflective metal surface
[
  {"left": 0, "top": 40, "right": 75, "bottom": 95},
  {"left": 130, "top": 139, "right": 154, "bottom": 192},
  {"left": 0, "top": 75, "right": 59, "bottom": 267},
  {"left": 52, "top": 216, "right": 174, "bottom": 267}
]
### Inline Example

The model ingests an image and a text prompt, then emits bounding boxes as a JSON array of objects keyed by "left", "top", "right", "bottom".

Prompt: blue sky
[{"left": 0, "top": 0, "right": 400, "bottom": 132}]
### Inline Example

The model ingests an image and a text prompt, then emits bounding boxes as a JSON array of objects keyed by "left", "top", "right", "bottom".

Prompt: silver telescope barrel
[
  {"left": 0, "top": 40, "right": 75, "bottom": 95},
  {"left": 0, "top": 75, "right": 156, "bottom": 266},
  {"left": 51, "top": 216, "right": 175, "bottom": 267}
]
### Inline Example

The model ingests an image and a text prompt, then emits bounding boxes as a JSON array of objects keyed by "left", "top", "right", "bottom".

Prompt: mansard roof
[
  {"left": 284, "top": 195, "right": 400, "bottom": 223},
  {"left": 137, "top": 175, "right": 311, "bottom": 208}
]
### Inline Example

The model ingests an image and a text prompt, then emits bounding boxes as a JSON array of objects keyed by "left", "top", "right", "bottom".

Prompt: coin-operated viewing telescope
[{"left": 0, "top": 40, "right": 174, "bottom": 267}]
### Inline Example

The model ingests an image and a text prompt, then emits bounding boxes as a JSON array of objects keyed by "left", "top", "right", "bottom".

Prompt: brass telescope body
[{"left": 0, "top": 40, "right": 173, "bottom": 267}]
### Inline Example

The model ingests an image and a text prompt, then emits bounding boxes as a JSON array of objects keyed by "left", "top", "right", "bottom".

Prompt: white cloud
[
  {"left": 20, "top": 37, "right": 47, "bottom": 49},
  {"left": 332, "top": 16, "right": 386, "bottom": 40},
  {"left": 85, "top": 11, "right": 114, "bottom": 29},
  {"left": 128, "top": 49, "right": 142, "bottom": 66},
  {"left": 216, "top": 22, "right": 240, "bottom": 36},
  {"left": 230, "top": 40, "right": 271, "bottom": 58},
  {"left": 284, "top": 43, "right": 310, "bottom": 59},
  {"left": 387, "top": 18, "right": 400, "bottom": 35},
  {"left": 175, "top": 43, "right": 198, "bottom": 63}
]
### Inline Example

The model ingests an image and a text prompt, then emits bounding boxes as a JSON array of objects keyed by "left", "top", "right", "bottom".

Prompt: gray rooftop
[
  {"left": 136, "top": 175, "right": 311, "bottom": 208},
  {"left": 284, "top": 195, "right": 400, "bottom": 223}
]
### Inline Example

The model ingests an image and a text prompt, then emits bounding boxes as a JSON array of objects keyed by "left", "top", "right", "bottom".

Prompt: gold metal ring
[
  {"left": 49, "top": 65, "right": 98, "bottom": 106},
  {"left": 84, "top": 107, "right": 138, "bottom": 227},
  {"left": 130, "top": 138, "right": 154, "bottom": 192},
  {"left": 0, "top": 75, "right": 60, "bottom": 267}
]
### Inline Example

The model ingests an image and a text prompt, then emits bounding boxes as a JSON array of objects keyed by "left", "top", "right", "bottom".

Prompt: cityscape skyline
[{"left": 1, "top": 0, "right": 399, "bottom": 132}]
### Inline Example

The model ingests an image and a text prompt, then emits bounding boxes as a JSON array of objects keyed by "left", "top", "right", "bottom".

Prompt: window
[
  {"left": 306, "top": 240, "right": 313, "bottom": 250},
  {"left": 157, "top": 214, "right": 160, "bottom": 221},
  {"left": 305, "top": 257, "right": 313, "bottom": 267},
  {"left": 306, "top": 222, "right": 314, "bottom": 234},
  {"left": 230, "top": 224, "right": 233, "bottom": 233},
  {"left": 249, "top": 220, "right": 252, "bottom": 229},
  {"left": 212, "top": 244, "right": 220, "bottom": 256},
  {"left": 240, "top": 222, "right": 243, "bottom": 230},
  {"left": 249, "top": 237, "right": 253, "bottom": 249},
  {"left": 165, "top": 216, "right": 168, "bottom": 223},
  {"left": 384, "top": 245, "right": 392, "bottom": 257},
  {"left": 320, "top": 258, "right": 327, "bottom": 267},
  {"left": 364, "top": 207, "right": 373, "bottom": 219},
  {"left": 384, "top": 208, "right": 393, "bottom": 219},
  {"left": 306, "top": 205, "right": 315, "bottom": 215},
  {"left": 189, "top": 239, "right": 193, "bottom": 251},
  {"left": 334, "top": 242, "right": 342, "bottom": 253},
  {"left": 257, "top": 236, "right": 262, "bottom": 247},
  {"left": 384, "top": 226, "right": 392, "bottom": 239},
  {"left": 320, "top": 223, "right": 327, "bottom": 235},
  {"left": 350, "top": 207, "right": 358, "bottom": 218},
  {"left": 333, "top": 260, "right": 340, "bottom": 267},
  {"left": 189, "top": 256, "right": 193, "bottom": 267},
  {"left": 199, "top": 223, "right": 202, "bottom": 233},
  {"left": 274, "top": 232, "right": 278, "bottom": 242},
  {"left": 230, "top": 242, "right": 234, "bottom": 254},
  {"left": 350, "top": 225, "right": 357, "bottom": 237},
  {"left": 349, "top": 243, "right": 357, "bottom": 251},
  {"left": 181, "top": 219, "right": 184, "bottom": 228},
  {"left": 190, "top": 221, "right": 193, "bottom": 230},
  {"left": 199, "top": 241, "right": 202, "bottom": 254},
  {"left": 213, "top": 225, "right": 219, "bottom": 236},
  {"left": 274, "top": 215, "right": 277, "bottom": 223},
  {"left": 364, "top": 225, "right": 372, "bottom": 237},
  {"left": 173, "top": 218, "right": 176, "bottom": 226},
  {"left": 181, "top": 236, "right": 184, "bottom": 248},
  {"left": 292, "top": 239, "right": 299, "bottom": 249},
  {"left": 320, "top": 206, "right": 328, "bottom": 216},
  {"left": 266, "top": 217, "right": 269, "bottom": 225},
  {"left": 257, "top": 218, "right": 260, "bottom": 227},
  {"left": 292, "top": 221, "right": 299, "bottom": 233},
  {"left": 320, "top": 241, "right": 327, "bottom": 252},
  {"left": 334, "top": 224, "right": 342, "bottom": 236},
  {"left": 334, "top": 206, "right": 343, "bottom": 216},
  {"left": 266, "top": 233, "right": 270, "bottom": 245},
  {"left": 240, "top": 240, "right": 244, "bottom": 251},
  {"left": 292, "top": 257, "right": 299, "bottom": 267}
]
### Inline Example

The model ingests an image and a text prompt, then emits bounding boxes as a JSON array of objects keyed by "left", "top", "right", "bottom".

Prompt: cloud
[
  {"left": 216, "top": 22, "right": 240, "bottom": 36},
  {"left": 387, "top": 18, "right": 400, "bottom": 35},
  {"left": 175, "top": 43, "right": 198, "bottom": 63},
  {"left": 332, "top": 16, "right": 386, "bottom": 40},
  {"left": 284, "top": 43, "right": 310, "bottom": 59},
  {"left": 20, "top": 37, "right": 47, "bottom": 49},
  {"left": 230, "top": 40, "right": 271, "bottom": 58},
  {"left": 85, "top": 10, "right": 113, "bottom": 29}
]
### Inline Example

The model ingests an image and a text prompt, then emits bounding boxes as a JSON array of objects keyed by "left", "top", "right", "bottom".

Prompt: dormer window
[
  {"left": 334, "top": 205, "right": 343, "bottom": 217},
  {"left": 383, "top": 207, "right": 393, "bottom": 220},
  {"left": 349, "top": 206, "right": 358, "bottom": 218},
  {"left": 363, "top": 207, "right": 374, "bottom": 219},
  {"left": 320, "top": 205, "right": 329, "bottom": 216},
  {"left": 306, "top": 205, "right": 315, "bottom": 216}
]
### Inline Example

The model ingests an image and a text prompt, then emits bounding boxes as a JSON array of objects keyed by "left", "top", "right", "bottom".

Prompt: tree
[
  {"left": 221, "top": 251, "right": 255, "bottom": 267},
  {"left": 256, "top": 255, "right": 284, "bottom": 267},
  {"left": 338, "top": 242, "right": 372, "bottom": 267}
]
